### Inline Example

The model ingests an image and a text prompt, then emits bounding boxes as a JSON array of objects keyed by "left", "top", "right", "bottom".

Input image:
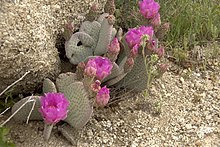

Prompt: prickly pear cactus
[
  {"left": 11, "top": 96, "right": 42, "bottom": 121},
  {"left": 56, "top": 73, "right": 93, "bottom": 129},
  {"left": 65, "top": 13, "right": 117, "bottom": 64},
  {"left": 11, "top": 73, "right": 93, "bottom": 129},
  {"left": 116, "top": 55, "right": 149, "bottom": 92}
]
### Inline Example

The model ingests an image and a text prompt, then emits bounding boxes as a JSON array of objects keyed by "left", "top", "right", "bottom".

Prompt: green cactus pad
[
  {"left": 79, "top": 21, "right": 101, "bottom": 42},
  {"left": 97, "top": 13, "right": 109, "bottom": 24},
  {"left": 56, "top": 72, "right": 78, "bottom": 92},
  {"left": 59, "top": 82, "right": 93, "bottom": 129},
  {"left": 102, "top": 62, "right": 121, "bottom": 82},
  {"left": 65, "top": 33, "right": 93, "bottom": 64},
  {"left": 11, "top": 96, "right": 42, "bottom": 122},
  {"left": 116, "top": 55, "right": 149, "bottom": 92},
  {"left": 56, "top": 73, "right": 93, "bottom": 129},
  {"left": 94, "top": 16, "right": 114, "bottom": 55},
  {"left": 105, "top": 73, "right": 127, "bottom": 86},
  {"left": 76, "top": 32, "right": 95, "bottom": 47},
  {"left": 43, "top": 78, "right": 57, "bottom": 93}
]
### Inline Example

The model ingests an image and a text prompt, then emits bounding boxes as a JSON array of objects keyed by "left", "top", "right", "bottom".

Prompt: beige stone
[{"left": 0, "top": 0, "right": 107, "bottom": 96}]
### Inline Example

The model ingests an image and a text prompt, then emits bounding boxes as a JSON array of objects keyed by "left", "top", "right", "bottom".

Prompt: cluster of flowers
[
  {"left": 39, "top": 0, "right": 165, "bottom": 126},
  {"left": 126, "top": 0, "right": 164, "bottom": 60},
  {"left": 39, "top": 39, "right": 118, "bottom": 125}
]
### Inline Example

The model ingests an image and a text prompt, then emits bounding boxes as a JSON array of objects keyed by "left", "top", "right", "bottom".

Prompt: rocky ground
[{"left": 1, "top": 58, "right": 220, "bottom": 147}]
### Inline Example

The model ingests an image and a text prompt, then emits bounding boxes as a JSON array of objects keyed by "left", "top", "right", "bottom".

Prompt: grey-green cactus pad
[
  {"left": 56, "top": 72, "right": 93, "bottom": 129},
  {"left": 11, "top": 96, "right": 42, "bottom": 122},
  {"left": 116, "top": 56, "right": 149, "bottom": 92},
  {"left": 56, "top": 72, "right": 78, "bottom": 92},
  {"left": 43, "top": 78, "right": 57, "bottom": 93},
  {"left": 59, "top": 82, "right": 93, "bottom": 129}
]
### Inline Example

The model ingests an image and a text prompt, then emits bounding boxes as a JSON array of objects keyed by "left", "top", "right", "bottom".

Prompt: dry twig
[
  {"left": 0, "top": 71, "right": 30, "bottom": 97},
  {"left": 0, "top": 95, "right": 34, "bottom": 127}
]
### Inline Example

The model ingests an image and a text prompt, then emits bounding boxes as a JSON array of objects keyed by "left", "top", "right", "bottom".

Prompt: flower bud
[
  {"left": 91, "top": 80, "right": 101, "bottom": 93},
  {"left": 150, "top": 13, "right": 161, "bottom": 27},
  {"left": 108, "top": 38, "right": 120, "bottom": 54},
  {"left": 130, "top": 44, "right": 139, "bottom": 58},
  {"left": 96, "top": 86, "right": 110, "bottom": 107}
]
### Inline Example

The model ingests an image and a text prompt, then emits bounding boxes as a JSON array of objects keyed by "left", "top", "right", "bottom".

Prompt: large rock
[{"left": 0, "top": 0, "right": 107, "bottom": 97}]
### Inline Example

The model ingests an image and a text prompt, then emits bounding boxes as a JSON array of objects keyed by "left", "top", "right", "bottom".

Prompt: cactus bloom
[
  {"left": 85, "top": 57, "right": 113, "bottom": 80},
  {"left": 150, "top": 13, "right": 161, "bottom": 27},
  {"left": 108, "top": 38, "right": 120, "bottom": 54},
  {"left": 84, "top": 66, "right": 97, "bottom": 77},
  {"left": 96, "top": 86, "right": 110, "bottom": 107},
  {"left": 125, "top": 26, "right": 154, "bottom": 48},
  {"left": 95, "top": 57, "right": 113, "bottom": 80},
  {"left": 139, "top": 0, "right": 160, "bottom": 19},
  {"left": 39, "top": 93, "right": 69, "bottom": 124}
]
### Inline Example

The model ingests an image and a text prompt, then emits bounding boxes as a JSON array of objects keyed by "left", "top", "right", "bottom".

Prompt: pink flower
[
  {"left": 95, "top": 86, "right": 110, "bottom": 107},
  {"left": 39, "top": 93, "right": 69, "bottom": 124},
  {"left": 139, "top": 0, "right": 160, "bottom": 19},
  {"left": 85, "top": 57, "right": 113, "bottom": 80},
  {"left": 95, "top": 57, "right": 113, "bottom": 80},
  {"left": 125, "top": 26, "right": 154, "bottom": 48},
  {"left": 84, "top": 66, "right": 97, "bottom": 77},
  {"left": 150, "top": 13, "right": 161, "bottom": 27},
  {"left": 108, "top": 38, "right": 120, "bottom": 54}
]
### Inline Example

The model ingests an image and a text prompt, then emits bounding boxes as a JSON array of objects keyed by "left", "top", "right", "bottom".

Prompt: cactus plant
[
  {"left": 11, "top": 73, "right": 93, "bottom": 129},
  {"left": 10, "top": 0, "right": 169, "bottom": 144},
  {"left": 65, "top": 13, "right": 117, "bottom": 64}
]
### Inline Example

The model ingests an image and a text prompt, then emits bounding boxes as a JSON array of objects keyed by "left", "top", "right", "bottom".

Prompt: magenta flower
[
  {"left": 85, "top": 57, "right": 113, "bottom": 80},
  {"left": 125, "top": 26, "right": 154, "bottom": 48},
  {"left": 108, "top": 38, "right": 120, "bottom": 54},
  {"left": 95, "top": 57, "right": 113, "bottom": 80},
  {"left": 139, "top": 0, "right": 160, "bottom": 19},
  {"left": 96, "top": 86, "right": 110, "bottom": 107},
  {"left": 150, "top": 13, "right": 161, "bottom": 27},
  {"left": 84, "top": 66, "right": 97, "bottom": 77},
  {"left": 39, "top": 93, "right": 69, "bottom": 124}
]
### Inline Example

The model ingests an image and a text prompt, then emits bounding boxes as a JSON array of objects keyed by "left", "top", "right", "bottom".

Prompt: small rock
[
  {"left": 180, "top": 77, "right": 185, "bottom": 84},
  {"left": 185, "top": 124, "right": 192, "bottom": 130},
  {"left": 87, "top": 129, "right": 93, "bottom": 137}
]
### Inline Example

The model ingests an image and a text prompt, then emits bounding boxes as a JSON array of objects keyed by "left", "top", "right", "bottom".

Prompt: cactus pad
[
  {"left": 11, "top": 96, "right": 42, "bottom": 122},
  {"left": 43, "top": 78, "right": 57, "bottom": 93},
  {"left": 56, "top": 72, "right": 93, "bottom": 129},
  {"left": 116, "top": 55, "right": 149, "bottom": 92}
]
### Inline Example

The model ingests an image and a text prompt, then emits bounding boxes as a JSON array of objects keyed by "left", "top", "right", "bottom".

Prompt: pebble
[{"left": 180, "top": 77, "right": 185, "bottom": 83}]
